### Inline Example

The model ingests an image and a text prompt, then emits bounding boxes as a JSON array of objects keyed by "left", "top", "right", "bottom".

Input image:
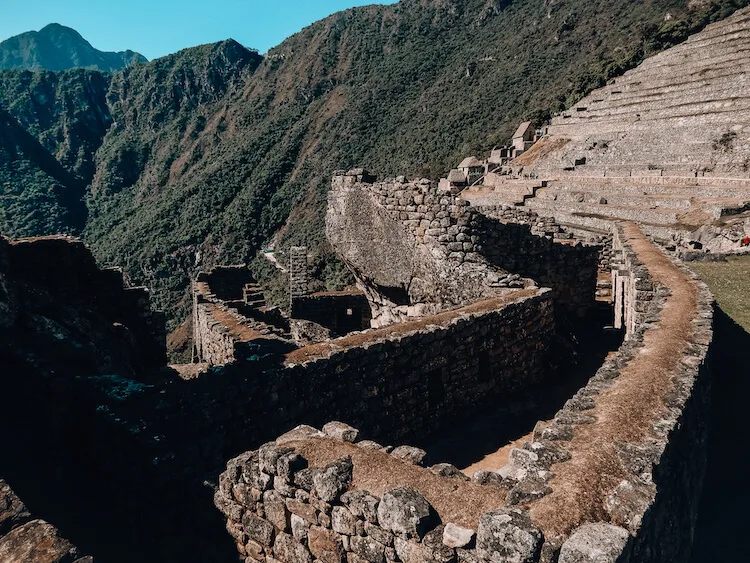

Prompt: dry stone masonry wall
[
  {"left": 216, "top": 222, "right": 715, "bottom": 563},
  {"left": 215, "top": 424, "right": 543, "bottom": 563},
  {"left": 193, "top": 266, "right": 292, "bottom": 366},
  {"left": 328, "top": 170, "right": 599, "bottom": 321}
]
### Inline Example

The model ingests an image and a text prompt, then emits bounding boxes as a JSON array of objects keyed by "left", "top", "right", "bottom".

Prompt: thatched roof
[{"left": 447, "top": 169, "right": 468, "bottom": 183}]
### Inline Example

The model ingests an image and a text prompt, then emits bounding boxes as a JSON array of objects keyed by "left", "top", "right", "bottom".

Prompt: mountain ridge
[
  {"left": 1, "top": 0, "right": 748, "bottom": 329},
  {"left": 0, "top": 23, "right": 147, "bottom": 72}
]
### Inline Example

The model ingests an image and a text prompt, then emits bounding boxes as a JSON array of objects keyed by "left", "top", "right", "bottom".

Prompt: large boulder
[
  {"left": 475, "top": 508, "right": 543, "bottom": 562},
  {"left": 0, "top": 519, "right": 81, "bottom": 562},
  {"left": 558, "top": 523, "right": 630, "bottom": 563},
  {"left": 377, "top": 486, "right": 439, "bottom": 540}
]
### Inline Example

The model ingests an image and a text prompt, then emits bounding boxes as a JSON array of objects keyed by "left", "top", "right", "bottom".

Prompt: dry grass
[
  {"left": 529, "top": 222, "right": 700, "bottom": 538},
  {"left": 511, "top": 138, "right": 571, "bottom": 166},
  {"left": 291, "top": 438, "right": 511, "bottom": 529},
  {"left": 690, "top": 255, "right": 750, "bottom": 332}
]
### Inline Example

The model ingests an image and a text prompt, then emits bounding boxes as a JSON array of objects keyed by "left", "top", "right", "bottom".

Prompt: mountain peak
[{"left": 0, "top": 24, "right": 147, "bottom": 72}]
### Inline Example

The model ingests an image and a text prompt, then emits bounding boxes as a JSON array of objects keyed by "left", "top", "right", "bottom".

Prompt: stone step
[
  {"left": 535, "top": 187, "right": 694, "bottom": 209},
  {"left": 460, "top": 189, "right": 525, "bottom": 207},
  {"left": 558, "top": 94, "right": 750, "bottom": 126},
  {"left": 524, "top": 198, "right": 680, "bottom": 225},
  {"left": 545, "top": 181, "right": 750, "bottom": 199},
  {"left": 573, "top": 76, "right": 750, "bottom": 117}
]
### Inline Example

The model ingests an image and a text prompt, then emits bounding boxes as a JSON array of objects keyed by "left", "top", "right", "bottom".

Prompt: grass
[{"left": 690, "top": 255, "right": 750, "bottom": 332}]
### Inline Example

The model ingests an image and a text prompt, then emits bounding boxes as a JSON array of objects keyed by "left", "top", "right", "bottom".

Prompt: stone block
[
  {"left": 377, "top": 486, "right": 439, "bottom": 540},
  {"left": 242, "top": 512, "right": 274, "bottom": 546},
  {"left": 323, "top": 421, "right": 361, "bottom": 442},
  {"left": 263, "top": 491, "right": 289, "bottom": 532},
  {"left": 332, "top": 506, "right": 357, "bottom": 535},
  {"left": 308, "top": 525, "right": 346, "bottom": 563},
  {"left": 390, "top": 446, "right": 427, "bottom": 466},
  {"left": 291, "top": 514, "right": 310, "bottom": 542},
  {"left": 273, "top": 532, "right": 313, "bottom": 563},
  {"left": 558, "top": 523, "right": 630, "bottom": 563},
  {"left": 313, "top": 457, "right": 353, "bottom": 502},
  {"left": 286, "top": 498, "right": 318, "bottom": 525},
  {"left": 443, "top": 523, "right": 475, "bottom": 549},
  {"left": 476, "top": 508, "right": 542, "bottom": 563},
  {"left": 351, "top": 535, "right": 387, "bottom": 563},
  {"left": 341, "top": 491, "right": 379, "bottom": 523},
  {"left": 364, "top": 522, "right": 393, "bottom": 547}
]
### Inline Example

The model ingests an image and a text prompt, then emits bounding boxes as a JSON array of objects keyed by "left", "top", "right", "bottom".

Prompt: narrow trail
[{"left": 530, "top": 222, "right": 700, "bottom": 538}]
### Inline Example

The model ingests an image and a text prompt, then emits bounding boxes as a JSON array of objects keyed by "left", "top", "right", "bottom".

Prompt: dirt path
[{"left": 529, "top": 222, "right": 699, "bottom": 538}]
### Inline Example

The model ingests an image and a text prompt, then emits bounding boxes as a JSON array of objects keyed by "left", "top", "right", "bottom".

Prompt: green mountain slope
[
  {"left": 1, "top": 0, "right": 748, "bottom": 325},
  {"left": 0, "top": 23, "right": 146, "bottom": 72},
  {"left": 0, "top": 108, "right": 86, "bottom": 236}
]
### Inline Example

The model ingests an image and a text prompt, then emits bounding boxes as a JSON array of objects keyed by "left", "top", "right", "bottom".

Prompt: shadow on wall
[
  {"left": 423, "top": 306, "right": 622, "bottom": 469},
  {"left": 476, "top": 215, "right": 599, "bottom": 315},
  {"left": 690, "top": 307, "right": 750, "bottom": 563}
]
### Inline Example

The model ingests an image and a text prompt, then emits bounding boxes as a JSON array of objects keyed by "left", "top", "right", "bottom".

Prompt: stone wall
[
  {"left": 0, "top": 235, "right": 166, "bottom": 373},
  {"left": 212, "top": 289, "right": 555, "bottom": 448},
  {"left": 95, "top": 288, "right": 555, "bottom": 559},
  {"left": 215, "top": 425, "right": 542, "bottom": 563},
  {"left": 290, "top": 291, "right": 372, "bottom": 337},
  {"left": 327, "top": 171, "right": 600, "bottom": 324},
  {"left": 0, "top": 479, "right": 91, "bottom": 562},
  {"left": 290, "top": 247, "right": 311, "bottom": 300},
  {"left": 327, "top": 172, "right": 527, "bottom": 327},
  {"left": 192, "top": 267, "right": 292, "bottom": 366},
  {"left": 549, "top": 225, "right": 714, "bottom": 562},
  {"left": 610, "top": 228, "right": 655, "bottom": 337},
  {"left": 472, "top": 206, "right": 600, "bottom": 315},
  {"left": 215, "top": 223, "right": 715, "bottom": 563}
]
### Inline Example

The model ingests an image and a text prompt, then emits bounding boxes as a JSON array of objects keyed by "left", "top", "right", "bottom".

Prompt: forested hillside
[{"left": 1, "top": 0, "right": 747, "bottom": 326}]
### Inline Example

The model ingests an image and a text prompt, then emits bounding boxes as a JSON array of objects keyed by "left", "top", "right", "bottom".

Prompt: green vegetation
[
  {"left": 691, "top": 256, "right": 750, "bottom": 332},
  {"left": 0, "top": 23, "right": 146, "bottom": 72},
  {"left": 0, "top": 0, "right": 748, "bottom": 327}
]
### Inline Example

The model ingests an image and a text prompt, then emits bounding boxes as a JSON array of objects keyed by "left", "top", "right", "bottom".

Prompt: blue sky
[{"left": 0, "top": 0, "right": 397, "bottom": 60}]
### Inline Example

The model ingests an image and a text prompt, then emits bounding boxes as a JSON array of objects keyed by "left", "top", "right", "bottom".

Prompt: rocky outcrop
[{"left": 0, "top": 479, "right": 90, "bottom": 562}]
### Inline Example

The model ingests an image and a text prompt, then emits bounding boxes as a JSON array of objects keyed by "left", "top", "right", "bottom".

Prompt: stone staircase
[
  {"left": 242, "top": 282, "right": 267, "bottom": 308},
  {"left": 521, "top": 7, "right": 750, "bottom": 177}
]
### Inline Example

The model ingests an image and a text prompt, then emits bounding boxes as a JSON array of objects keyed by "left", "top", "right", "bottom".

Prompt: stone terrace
[{"left": 460, "top": 7, "right": 750, "bottom": 254}]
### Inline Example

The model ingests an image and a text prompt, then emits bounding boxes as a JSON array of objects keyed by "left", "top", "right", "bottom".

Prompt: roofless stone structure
[{"left": 2, "top": 6, "right": 748, "bottom": 563}]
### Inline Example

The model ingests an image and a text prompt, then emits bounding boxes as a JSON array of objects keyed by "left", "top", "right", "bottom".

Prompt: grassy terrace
[{"left": 690, "top": 255, "right": 750, "bottom": 332}]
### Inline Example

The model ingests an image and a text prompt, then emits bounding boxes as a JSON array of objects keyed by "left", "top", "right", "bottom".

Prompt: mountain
[
  {"left": 0, "top": 68, "right": 111, "bottom": 236},
  {"left": 0, "top": 23, "right": 146, "bottom": 72},
  {"left": 0, "top": 0, "right": 748, "bottom": 327}
]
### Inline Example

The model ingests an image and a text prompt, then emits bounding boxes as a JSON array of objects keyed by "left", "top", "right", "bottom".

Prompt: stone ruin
[
  {"left": 457, "top": 7, "right": 750, "bottom": 257},
  {"left": 3, "top": 7, "right": 748, "bottom": 563},
  {"left": 0, "top": 162, "right": 718, "bottom": 563},
  {"left": 212, "top": 211, "right": 715, "bottom": 563},
  {"left": 191, "top": 168, "right": 600, "bottom": 371}
]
